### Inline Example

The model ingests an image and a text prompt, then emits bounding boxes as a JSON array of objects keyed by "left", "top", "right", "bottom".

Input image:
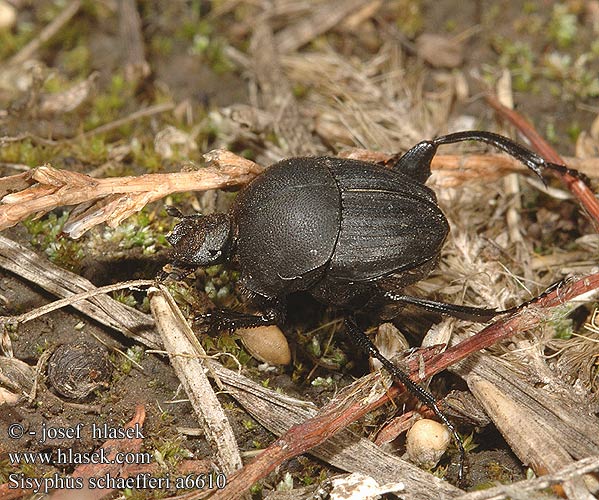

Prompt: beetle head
[{"left": 167, "top": 212, "right": 232, "bottom": 267}]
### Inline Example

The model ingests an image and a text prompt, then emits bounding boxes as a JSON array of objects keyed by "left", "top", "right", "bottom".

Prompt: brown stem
[{"left": 486, "top": 95, "right": 599, "bottom": 230}]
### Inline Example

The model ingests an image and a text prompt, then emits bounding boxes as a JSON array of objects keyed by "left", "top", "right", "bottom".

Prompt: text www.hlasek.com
[{"left": 8, "top": 448, "right": 152, "bottom": 466}]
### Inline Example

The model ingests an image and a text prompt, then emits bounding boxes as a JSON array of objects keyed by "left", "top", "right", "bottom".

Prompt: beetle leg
[
  {"left": 385, "top": 277, "right": 570, "bottom": 322},
  {"left": 432, "top": 130, "right": 589, "bottom": 184},
  {"left": 391, "top": 141, "right": 437, "bottom": 183},
  {"left": 197, "top": 303, "right": 285, "bottom": 332},
  {"left": 344, "top": 316, "right": 466, "bottom": 481},
  {"left": 384, "top": 293, "right": 503, "bottom": 322}
]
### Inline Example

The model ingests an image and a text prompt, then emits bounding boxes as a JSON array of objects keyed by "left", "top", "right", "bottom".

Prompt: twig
[
  {"left": 148, "top": 285, "right": 243, "bottom": 475},
  {"left": 0, "top": 235, "right": 160, "bottom": 348},
  {"left": 0, "top": 279, "right": 154, "bottom": 326},
  {"left": 0, "top": 149, "right": 262, "bottom": 236},
  {"left": 8, "top": 0, "right": 82, "bottom": 65},
  {"left": 454, "top": 455, "right": 599, "bottom": 500},
  {"left": 80, "top": 102, "right": 174, "bottom": 138}
]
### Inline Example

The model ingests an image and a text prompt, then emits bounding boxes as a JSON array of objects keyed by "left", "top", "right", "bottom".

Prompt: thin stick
[
  {"left": 80, "top": 103, "right": 174, "bottom": 138},
  {"left": 8, "top": 0, "right": 82, "bottom": 65},
  {"left": 148, "top": 285, "right": 243, "bottom": 475},
  {"left": 0, "top": 279, "right": 154, "bottom": 327},
  {"left": 454, "top": 455, "right": 599, "bottom": 500},
  {"left": 486, "top": 95, "right": 599, "bottom": 229}
]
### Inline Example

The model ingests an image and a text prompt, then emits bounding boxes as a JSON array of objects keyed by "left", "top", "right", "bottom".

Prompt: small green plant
[
  {"left": 23, "top": 212, "right": 84, "bottom": 272},
  {"left": 548, "top": 4, "right": 578, "bottom": 48}
]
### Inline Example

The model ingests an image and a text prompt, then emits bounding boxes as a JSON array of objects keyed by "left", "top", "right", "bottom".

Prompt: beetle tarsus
[{"left": 344, "top": 316, "right": 466, "bottom": 481}]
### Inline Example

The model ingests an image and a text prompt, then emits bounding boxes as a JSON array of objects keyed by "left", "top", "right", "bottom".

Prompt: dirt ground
[{"left": 0, "top": 1, "right": 598, "bottom": 499}]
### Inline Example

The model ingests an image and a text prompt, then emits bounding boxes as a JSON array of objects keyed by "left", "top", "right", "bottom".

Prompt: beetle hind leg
[
  {"left": 344, "top": 316, "right": 466, "bottom": 481},
  {"left": 432, "top": 130, "right": 588, "bottom": 184},
  {"left": 384, "top": 292, "right": 504, "bottom": 322}
]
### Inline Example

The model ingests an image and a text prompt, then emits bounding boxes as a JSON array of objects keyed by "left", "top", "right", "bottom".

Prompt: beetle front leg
[{"left": 198, "top": 301, "right": 286, "bottom": 333}]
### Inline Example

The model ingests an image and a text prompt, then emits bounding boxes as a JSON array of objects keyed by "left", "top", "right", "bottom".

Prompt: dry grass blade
[
  {"left": 119, "top": 0, "right": 150, "bottom": 86},
  {"left": 0, "top": 235, "right": 160, "bottom": 348},
  {"left": 0, "top": 150, "right": 262, "bottom": 237},
  {"left": 148, "top": 285, "right": 243, "bottom": 475},
  {"left": 7, "top": 0, "right": 82, "bottom": 66},
  {"left": 250, "top": 21, "right": 318, "bottom": 156},
  {"left": 274, "top": 0, "right": 379, "bottom": 54},
  {"left": 454, "top": 455, "right": 599, "bottom": 500}
]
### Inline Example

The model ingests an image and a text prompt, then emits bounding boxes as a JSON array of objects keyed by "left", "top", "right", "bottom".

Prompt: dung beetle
[{"left": 167, "top": 131, "right": 583, "bottom": 480}]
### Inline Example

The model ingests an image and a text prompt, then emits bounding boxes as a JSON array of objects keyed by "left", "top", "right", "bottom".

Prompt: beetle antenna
[{"left": 344, "top": 316, "right": 466, "bottom": 482}]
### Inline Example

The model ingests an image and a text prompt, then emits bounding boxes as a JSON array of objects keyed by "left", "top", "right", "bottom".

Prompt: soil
[{"left": 0, "top": 1, "right": 598, "bottom": 499}]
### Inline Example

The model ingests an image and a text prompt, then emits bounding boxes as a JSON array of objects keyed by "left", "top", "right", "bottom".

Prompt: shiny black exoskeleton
[{"left": 167, "top": 131, "right": 582, "bottom": 480}]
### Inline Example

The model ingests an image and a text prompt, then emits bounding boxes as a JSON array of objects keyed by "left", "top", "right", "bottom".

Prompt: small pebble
[
  {"left": 406, "top": 418, "right": 451, "bottom": 468},
  {"left": 0, "top": 0, "right": 16, "bottom": 30},
  {"left": 237, "top": 325, "right": 291, "bottom": 365}
]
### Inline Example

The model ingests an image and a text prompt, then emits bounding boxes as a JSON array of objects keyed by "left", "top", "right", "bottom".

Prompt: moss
[
  {"left": 152, "top": 435, "right": 193, "bottom": 468},
  {"left": 0, "top": 21, "right": 34, "bottom": 60},
  {"left": 242, "top": 419, "right": 256, "bottom": 431},
  {"left": 492, "top": 36, "right": 535, "bottom": 92},
  {"left": 131, "top": 140, "right": 163, "bottom": 172},
  {"left": 548, "top": 4, "right": 578, "bottom": 49},
  {"left": 84, "top": 73, "right": 135, "bottom": 131},
  {"left": 61, "top": 45, "right": 91, "bottom": 76},
  {"left": 117, "top": 345, "right": 145, "bottom": 376},
  {"left": 395, "top": 0, "right": 423, "bottom": 38},
  {"left": 101, "top": 209, "right": 170, "bottom": 255},
  {"left": 23, "top": 212, "right": 84, "bottom": 272},
  {"left": 567, "top": 122, "right": 581, "bottom": 142},
  {"left": 112, "top": 291, "right": 138, "bottom": 308}
]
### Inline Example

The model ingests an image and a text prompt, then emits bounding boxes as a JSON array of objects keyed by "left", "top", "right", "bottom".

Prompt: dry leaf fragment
[
  {"left": 416, "top": 33, "right": 464, "bottom": 69},
  {"left": 38, "top": 72, "right": 98, "bottom": 116}
]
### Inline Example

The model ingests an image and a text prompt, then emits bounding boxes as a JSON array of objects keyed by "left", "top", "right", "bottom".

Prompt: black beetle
[{"left": 167, "top": 131, "right": 582, "bottom": 479}]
